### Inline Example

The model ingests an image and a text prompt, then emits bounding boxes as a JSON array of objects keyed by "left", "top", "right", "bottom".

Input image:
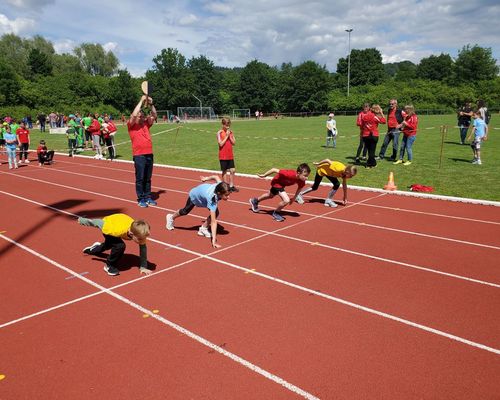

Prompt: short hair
[
  {"left": 221, "top": 117, "right": 231, "bottom": 126},
  {"left": 215, "top": 181, "right": 231, "bottom": 195},
  {"left": 130, "top": 219, "right": 150, "bottom": 239},
  {"left": 345, "top": 165, "right": 357, "bottom": 177},
  {"left": 39, "top": 140, "right": 46, "bottom": 144},
  {"left": 297, "top": 163, "right": 311, "bottom": 174}
]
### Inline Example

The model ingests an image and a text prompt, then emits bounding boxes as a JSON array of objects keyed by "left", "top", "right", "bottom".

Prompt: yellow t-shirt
[
  {"left": 102, "top": 214, "right": 134, "bottom": 239},
  {"left": 317, "top": 161, "right": 345, "bottom": 177}
]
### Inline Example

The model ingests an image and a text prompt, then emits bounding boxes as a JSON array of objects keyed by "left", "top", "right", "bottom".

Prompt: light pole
[
  {"left": 193, "top": 94, "right": 202, "bottom": 119},
  {"left": 345, "top": 28, "right": 353, "bottom": 97}
]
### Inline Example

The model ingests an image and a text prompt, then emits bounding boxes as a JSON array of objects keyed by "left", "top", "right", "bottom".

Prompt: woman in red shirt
[
  {"left": 357, "top": 103, "right": 386, "bottom": 168},
  {"left": 394, "top": 105, "right": 418, "bottom": 166}
]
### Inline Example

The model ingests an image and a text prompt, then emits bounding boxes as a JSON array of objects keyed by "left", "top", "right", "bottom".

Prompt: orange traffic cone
[{"left": 384, "top": 171, "right": 397, "bottom": 191}]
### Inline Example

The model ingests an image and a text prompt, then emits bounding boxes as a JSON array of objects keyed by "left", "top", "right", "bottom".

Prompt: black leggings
[
  {"left": 311, "top": 173, "right": 340, "bottom": 191},
  {"left": 179, "top": 197, "right": 219, "bottom": 218}
]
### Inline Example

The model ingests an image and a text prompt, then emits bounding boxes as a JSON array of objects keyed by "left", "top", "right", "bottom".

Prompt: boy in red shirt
[
  {"left": 249, "top": 163, "right": 310, "bottom": 222},
  {"left": 217, "top": 117, "right": 239, "bottom": 192},
  {"left": 36, "top": 140, "right": 55, "bottom": 165},
  {"left": 16, "top": 121, "right": 30, "bottom": 163}
]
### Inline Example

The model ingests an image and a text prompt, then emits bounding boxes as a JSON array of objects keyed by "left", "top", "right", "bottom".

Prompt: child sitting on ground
[
  {"left": 296, "top": 159, "right": 357, "bottom": 207},
  {"left": 249, "top": 163, "right": 311, "bottom": 222},
  {"left": 78, "top": 213, "right": 152, "bottom": 276},
  {"left": 37, "top": 140, "right": 55, "bottom": 165},
  {"left": 166, "top": 175, "right": 231, "bottom": 249}
]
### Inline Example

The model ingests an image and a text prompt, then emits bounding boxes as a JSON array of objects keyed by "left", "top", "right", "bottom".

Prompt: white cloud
[
  {"left": 0, "top": 13, "right": 35, "bottom": 34},
  {"left": 178, "top": 14, "right": 198, "bottom": 25},
  {"left": 53, "top": 38, "right": 76, "bottom": 54},
  {"left": 103, "top": 41, "right": 118, "bottom": 53},
  {"left": 204, "top": 1, "right": 232, "bottom": 15}
]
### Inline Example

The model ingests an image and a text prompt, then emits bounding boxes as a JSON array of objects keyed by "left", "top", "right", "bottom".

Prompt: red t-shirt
[
  {"left": 128, "top": 121, "right": 153, "bottom": 156},
  {"left": 356, "top": 111, "right": 386, "bottom": 137},
  {"left": 402, "top": 114, "right": 418, "bottom": 136},
  {"left": 16, "top": 128, "right": 30, "bottom": 144},
  {"left": 271, "top": 170, "right": 305, "bottom": 189},
  {"left": 387, "top": 108, "right": 398, "bottom": 128},
  {"left": 37, "top": 145, "right": 47, "bottom": 154},
  {"left": 217, "top": 129, "right": 234, "bottom": 160}
]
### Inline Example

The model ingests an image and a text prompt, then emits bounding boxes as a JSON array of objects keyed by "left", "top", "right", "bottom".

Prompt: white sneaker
[
  {"left": 24, "top": 159, "right": 30, "bottom": 163},
  {"left": 476, "top": 159, "right": 482, "bottom": 165},
  {"left": 295, "top": 193, "right": 305, "bottom": 204},
  {"left": 197, "top": 226, "right": 211, "bottom": 238},
  {"left": 324, "top": 199, "right": 338, "bottom": 208},
  {"left": 166, "top": 214, "right": 175, "bottom": 230}
]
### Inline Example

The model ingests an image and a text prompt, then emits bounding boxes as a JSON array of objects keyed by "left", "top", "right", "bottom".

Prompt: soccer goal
[
  {"left": 232, "top": 109, "right": 251, "bottom": 119},
  {"left": 177, "top": 107, "right": 217, "bottom": 121}
]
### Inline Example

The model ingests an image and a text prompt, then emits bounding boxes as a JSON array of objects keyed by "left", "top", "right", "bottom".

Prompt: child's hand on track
[
  {"left": 257, "top": 174, "right": 266, "bottom": 178},
  {"left": 212, "top": 240, "right": 221, "bottom": 249},
  {"left": 140, "top": 267, "right": 153, "bottom": 276}
]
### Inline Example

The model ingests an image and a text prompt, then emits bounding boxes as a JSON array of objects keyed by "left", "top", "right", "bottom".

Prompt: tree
[
  {"left": 337, "top": 48, "right": 387, "bottom": 86},
  {"left": 74, "top": 43, "right": 119, "bottom": 77},
  {"left": 416, "top": 53, "right": 453, "bottom": 81},
  {"left": 28, "top": 48, "right": 53, "bottom": 77},
  {"left": 454, "top": 44, "right": 499, "bottom": 83},
  {"left": 0, "top": 33, "right": 30, "bottom": 78},
  {"left": 234, "top": 60, "right": 277, "bottom": 112},
  {"left": 394, "top": 61, "right": 417, "bottom": 81},
  {"left": 0, "top": 58, "right": 21, "bottom": 105},
  {"left": 109, "top": 70, "right": 139, "bottom": 113},
  {"left": 280, "top": 61, "right": 332, "bottom": 111},
  {"left": 52, "top": 53, "right": 83, "bottom": 75},
  {"left": 187, "top": 55, "right": 222, "bottom": 112}
]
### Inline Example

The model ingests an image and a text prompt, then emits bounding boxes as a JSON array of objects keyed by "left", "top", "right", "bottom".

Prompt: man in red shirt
[
  {"left": 249, "top": 163, "right": 310, "bottom": 222},
  {"left": 128, "top": 95, "right": 157, "bottom": 207},
  {"left": 378, "top": 98, "right": 405, "bottom": 161},
  {"left": 16, "top": 121, "right": 31, "bottom": 163}
]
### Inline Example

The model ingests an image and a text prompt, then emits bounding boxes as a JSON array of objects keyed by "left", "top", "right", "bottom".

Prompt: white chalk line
[
  {"left": 0, "top": 232, "right": 319, "bottom": 400},
  {"left": 1, "top": 196, "right": 500, "bottom": 358}
]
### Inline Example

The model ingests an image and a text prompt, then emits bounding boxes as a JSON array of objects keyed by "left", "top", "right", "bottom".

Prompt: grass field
[{"left": 34, "top": 114, "right": 499, "bottom": 201}]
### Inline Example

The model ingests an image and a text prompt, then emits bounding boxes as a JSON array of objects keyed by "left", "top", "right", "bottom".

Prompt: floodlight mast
[
  {"left": 193, "top": 94, "right": 202, "bottom": 119},
  {"left": 345, "top": 28, "right": 353, "bottom": 97}
]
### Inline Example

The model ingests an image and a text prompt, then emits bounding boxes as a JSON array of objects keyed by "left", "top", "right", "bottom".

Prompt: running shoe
[
  {"left": 249, "top": 198, "right": 259, "bottom": 213},
  {"left": 166, "top": 214, "right": 175, "bottom": 230},
  {"left": 272, "top": 212, "right": 285, "bottom": 222},
  {"left": 197, "top": 226, "right": 211, "bottom": 238}
]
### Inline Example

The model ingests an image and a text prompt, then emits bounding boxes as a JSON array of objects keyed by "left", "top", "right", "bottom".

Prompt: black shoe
[
  {"left": 230, "top": 186, "right": 239, "bottom": 192},
  {"left": 104, "top": 265, "right": 120, "bottom": 276},
  {"left": 83, "top": 242, "right": 101, "bottom": 254}
]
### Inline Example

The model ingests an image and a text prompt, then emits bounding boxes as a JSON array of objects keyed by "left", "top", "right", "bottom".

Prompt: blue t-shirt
[
  {"left": 473, "top": 118, "right": 486, "bottom": 139},
  {"left": 3, "top": 132, "right": 17, "bottom": 149},
  {"left": 189, "top": 183, "right": 218, "bottom": 212}
]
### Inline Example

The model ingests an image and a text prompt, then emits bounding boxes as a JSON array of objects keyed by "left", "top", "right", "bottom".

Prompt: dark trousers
[
  {"left": 363, "top": 135, "right": 379, "bottom": 167},
  {"left": 355, "top": 136, "right": 367, "bottom": 160},
  {"left": 19, "top": 143, "right": 29, "bottom": 160},
  {"left": 459, "top": 125, "right": 469, "bottom": 144},
  {"left": 68, "top": 138, "right": 77, "bottom": 155},
  {"left": 38, "top": 151, "right": 54, "bottom": 164},
  {"left": 105, "top": 137, "right": 115, "bottom": 159},
  {"left": 311, "top": 173, "right": 340, "bottom": 191},
  {"left": 379, "top": 128, "right": 400, "bottom": 160},
  {"left": 133, "top": 154, "right": 154, "bottom": 202},
  {"left": 90, "top": 235, "right": 126, "bottom": 268}
]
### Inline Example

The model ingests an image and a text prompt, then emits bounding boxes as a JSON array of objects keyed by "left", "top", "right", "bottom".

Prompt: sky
[{"left": 1, "top": 0, "right": 499, "bottom": 77}]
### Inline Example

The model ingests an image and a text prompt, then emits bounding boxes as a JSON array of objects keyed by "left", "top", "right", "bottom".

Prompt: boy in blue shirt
[
  {"left": 166, "top": 176, "right": 231, "bottom": 248},
  {"left": 467, "top": 110, "right": 488, "bottom": 165}
]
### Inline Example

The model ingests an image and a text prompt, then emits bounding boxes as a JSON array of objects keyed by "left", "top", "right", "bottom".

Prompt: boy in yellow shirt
[
  {"left": 296, "top": 159, "right": 357, "bottom": 207},
  {"left": 78, "top": 213, "right": 151, "bottom": 276}
]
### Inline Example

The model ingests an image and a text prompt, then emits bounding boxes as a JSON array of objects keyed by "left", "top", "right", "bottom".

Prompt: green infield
[{"left": 34, "top": 114, "right": 499, "bottom": 201}]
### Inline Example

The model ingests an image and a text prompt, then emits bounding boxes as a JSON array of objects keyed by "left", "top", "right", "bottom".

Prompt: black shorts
[
  {"left": 220, "top": 159, "right": 235, "bottom": 171},
  {"left": 84, "top": 129, "right": 92, "bottom": 141},
  {"left": 270, "top": 186, "right": 285, "bottom": 196}
]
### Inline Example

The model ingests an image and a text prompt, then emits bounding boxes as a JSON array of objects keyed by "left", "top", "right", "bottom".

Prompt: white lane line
[
  {"left": 1, "top": 194, "right": 500, "bottom": 356},
  {"left": 11, "top": 166, "right": 500, "bottom": 250},
  {"left": 1, "top": 182, "right": 499, "bottom": 289},
  {"left": 0, "top": 233, "right": 319, "bottom": 400}
]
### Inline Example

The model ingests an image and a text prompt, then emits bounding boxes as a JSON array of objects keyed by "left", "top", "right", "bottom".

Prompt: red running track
[{"left": 1, "top": 155, "right": 499, "bottom": 399}]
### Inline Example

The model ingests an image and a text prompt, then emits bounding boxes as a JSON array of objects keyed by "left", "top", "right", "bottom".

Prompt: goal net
[
  {"left": 232, "top": 109, "right": 251, "bottom": 119},
  {"left": 177, "top": 107, "right": 217, "bottom": 121}
]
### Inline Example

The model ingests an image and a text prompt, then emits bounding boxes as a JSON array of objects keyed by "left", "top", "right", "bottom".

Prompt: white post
[
  {"left": 345, "top": 28, "right": 353, "bottom": 97},
  {"left": 193, "top": 94, "right": 202, "bottom": 120}
]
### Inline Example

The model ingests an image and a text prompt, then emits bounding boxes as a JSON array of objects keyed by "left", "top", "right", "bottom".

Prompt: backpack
[{"left": 409, "top": 184, "right": 434, "bottom": 193}]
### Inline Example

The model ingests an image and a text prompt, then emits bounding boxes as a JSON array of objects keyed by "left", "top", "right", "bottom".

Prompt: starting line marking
[{"left": 65, "top": 271, "right": 89, "bottom": 280}]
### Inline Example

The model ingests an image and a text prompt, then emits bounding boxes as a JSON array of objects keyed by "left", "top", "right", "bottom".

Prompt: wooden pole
[{"left": 438, "top": 125, "right": 447, "bottom": 168}]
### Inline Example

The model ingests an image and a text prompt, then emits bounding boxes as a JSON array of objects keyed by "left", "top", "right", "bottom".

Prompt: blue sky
[{"left": 1, "top": 0, "right": 499, "bottom": 76}]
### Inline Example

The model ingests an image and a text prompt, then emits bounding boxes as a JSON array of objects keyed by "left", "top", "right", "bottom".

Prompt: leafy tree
[
  {"left": 234, "top": 60, "right": 277, "bottom": 112},
  {"left": 28, "top": 48, "right": 53, "bottom": 77},
  {"left": 109, "top": 70, "right": 140, "bottom": 113},
  {"left": 280, "top": 61, "right": 332, "bottom": 111},
  {"left": 188, "top": 55, "right": 222, "bottom": 112},
  {"left": 337, "top": 48, "right": 387, "bottom": 86},
  {"left": 0, "top": 33, "right": 30, "bottom": 78},
  {"left": 394, "top": 61, "right": 417, "bottom": 81},
  {"left": 0, "top": 58, "right": 21, "bottom": 105},
  {"left": 52, "top": 53, "right": 83, "bottom": 75},
  {"left": 74, "top": 43, "right": 119, "bottom": 77},
  {"left": 454, "top": 44, "right": 499, "bottom": 83},
  {"left": 416, "top": 53, "right": 453, "bottom": 81}
]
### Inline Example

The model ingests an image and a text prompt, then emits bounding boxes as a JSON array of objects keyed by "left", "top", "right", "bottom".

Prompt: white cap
[{"left": 328, "top": 113, "right": 334, "bottom": 117}]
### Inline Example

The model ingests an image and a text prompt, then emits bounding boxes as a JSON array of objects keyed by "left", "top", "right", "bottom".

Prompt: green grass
[{"left": 33, "top": 114, "right": 500, "bottom": 201}]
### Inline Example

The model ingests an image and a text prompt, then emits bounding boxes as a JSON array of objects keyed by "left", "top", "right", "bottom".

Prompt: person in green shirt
[{"left": 82, "top": 113, "right": 93, "bottom": 149}]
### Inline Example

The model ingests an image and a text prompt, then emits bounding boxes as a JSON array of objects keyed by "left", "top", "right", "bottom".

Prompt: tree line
[{"left": 0, "top": 33, "right": 498, "bottom": 120}]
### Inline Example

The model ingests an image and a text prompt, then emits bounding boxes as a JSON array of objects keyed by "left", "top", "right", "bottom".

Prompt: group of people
[
  {"left": 352, "top": 99, "right": 419, "bottom": 169},
  {"left": 81, "top": 94, "right": 358, "bottom": 276}
]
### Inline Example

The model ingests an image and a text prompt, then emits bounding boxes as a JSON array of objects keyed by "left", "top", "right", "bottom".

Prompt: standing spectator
[
  {"left": 394, "top": 105, "right": 419, "bottom": 166},
  {"left": 255, "top": 110, "right": 259, "bottom": 120},
  {"left": 354, "top": 103, "right": 369, "bottom": 163},
  {"left": 325, "top": 113, "right": 337, "bottom": 148},
  {"left": 37, "top": 113, "right": 46, "bottom": 132},
  {"left": 66, "top": 125, "right": 77, "bottom": 157},
  {"left": 217, "top": 117, "right": 238, "bottom": 192},
  {"left": 466, "top": 110, "right": 488, "bottom": 165},
  {"left": 4, "top": 125, "right": 18, "bottom": 169},
  {"left": 16, "top": 121, "right": 31, "bottom": 163},
  {"left": 36, "top": 140, "right": 55, "bottom": 165},
  {"left": 49, "top": 111, "right": 57, "bottom": 129},
  {"left": 74, "top": 112, "right": 84, "bottom": 149},
  {"left": 378, "top": 99, "right": 405, "bottom": 161},
  {"left": 88, "top": 114, "right": 103, "bottom": 159},
  {"left": 357, "top": 103, "right": 386, "bottom": 168},
  {"left": 0, "top": 122, "right": 6, "bottom": 150},
  {"left": 82, "top": 113, "right": 93, "bottom": 149},
  {"left": 127, "top": 95, "right": 157, "bottom": 207},
  {"left": 26, "top": 114, "right": 33, "bottom": 129},
  {"left": 457, "top": 101, "right": 473, "bottom": 145},
  {"left": 102, "top": 116, "right": 117, "bottom": 160},
  {"left": 477, "top": 100, "right": 490, "bottom": 126}
]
